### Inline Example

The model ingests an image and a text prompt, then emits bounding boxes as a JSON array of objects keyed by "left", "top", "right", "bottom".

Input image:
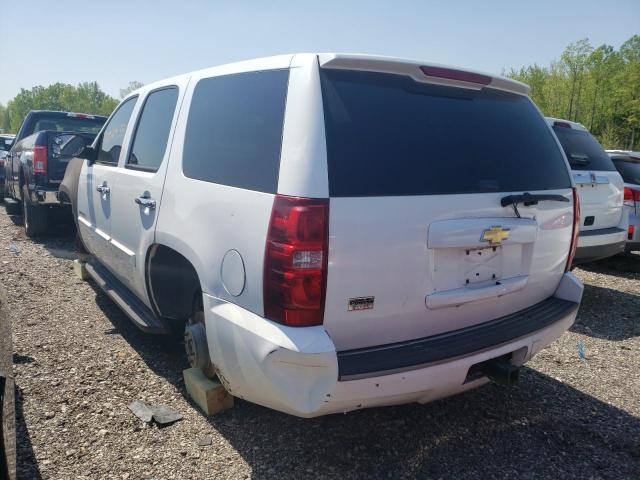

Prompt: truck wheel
[
  {"left": 184, "top": 295, "right": 216, "bottom": 378},
  {"left": 21, "top": 186, "right": 48, "bottom": 237}
]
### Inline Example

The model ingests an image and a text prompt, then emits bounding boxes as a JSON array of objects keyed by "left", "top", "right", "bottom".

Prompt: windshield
[
  {"left": 552, "top": 127, "right": 616, "bottom": 172},
  {"left": 28, "top": 115, "right": 106, "bottom": 136},
  {"left": 320, "top": 69, "right": 571, "bottom": 197}
]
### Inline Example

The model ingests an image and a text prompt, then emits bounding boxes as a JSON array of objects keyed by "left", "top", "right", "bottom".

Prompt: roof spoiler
[{"left": 318, "top": 54, "right": 529, "bottom": 96}]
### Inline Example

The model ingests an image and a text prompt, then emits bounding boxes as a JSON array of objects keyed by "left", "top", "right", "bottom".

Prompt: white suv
[
  {"left": 547, "top": 118, "right": 628, "bottom": 262},
  {"left": 65, "top": 54, "right": 583, "bottom": 417}
]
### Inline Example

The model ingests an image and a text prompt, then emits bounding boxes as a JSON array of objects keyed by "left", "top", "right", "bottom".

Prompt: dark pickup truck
[{"left": 3, "top": 110, "right": 107, "bottom": 236}]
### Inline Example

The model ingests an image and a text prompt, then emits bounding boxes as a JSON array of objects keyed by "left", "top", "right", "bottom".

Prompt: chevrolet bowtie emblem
[{"left": 481, "top": 226, "right": 510, "bottom": 244}]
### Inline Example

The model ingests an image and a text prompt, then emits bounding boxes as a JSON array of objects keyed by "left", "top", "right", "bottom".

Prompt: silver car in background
[{"left": 607, "top": 150, "right": 640, "bottom": 251}]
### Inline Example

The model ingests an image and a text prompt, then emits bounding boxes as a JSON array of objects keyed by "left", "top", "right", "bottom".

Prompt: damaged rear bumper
[{"left": 203, "top": 272, "right": 583, "bottom": 418}]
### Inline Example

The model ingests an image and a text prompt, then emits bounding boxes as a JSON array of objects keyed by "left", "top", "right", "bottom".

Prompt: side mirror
[
  {"left": 59, "top": 135, "right": 97, "bottom": 163},
  {"left": 59, "top": 135, "right": 87, "bottom": 157}
]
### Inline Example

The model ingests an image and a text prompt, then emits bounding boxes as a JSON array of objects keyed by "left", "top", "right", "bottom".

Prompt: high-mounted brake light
[
  {"left": 67, "top": 112, "right": 94, "bottom": 119},
  {"left": 553, "top": 121, "right": 572, "bottom": 129},
  {"left": 264, "top": 195, "right": 329, "bottom": 327},
  {"left": 419, "top": 66, "right": 491, "bottom": 85},
  {"left": 565, "top": 187, "right": 580, "bottom": 272},
  {"left": 32, "top": 145, "right": 47, "bottom": 174}
]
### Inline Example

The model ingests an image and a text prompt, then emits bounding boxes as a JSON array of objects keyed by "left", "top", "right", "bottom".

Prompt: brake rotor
[{"left": 184, "top": 310, "right": 215, "bottom": 377}]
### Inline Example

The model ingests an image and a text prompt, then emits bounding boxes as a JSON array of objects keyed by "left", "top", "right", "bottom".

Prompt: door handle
[
  {"left": 96, "top": 183, "right": 110, "bottom": 195},
  {"left": 135, "top": 196, "right": 156, "bottom": 210}
]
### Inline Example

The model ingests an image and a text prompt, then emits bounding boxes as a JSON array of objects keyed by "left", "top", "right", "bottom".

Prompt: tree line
[
  {"left": 507, "top": 35, "right": 640, "bottom": 150},
  {"left": 0, "top": 81, "right": 143, "bottom": 134}
]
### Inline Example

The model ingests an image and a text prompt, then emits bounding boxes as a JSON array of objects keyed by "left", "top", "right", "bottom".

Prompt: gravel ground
[{"left": 1, "top": 207, "right": 639, "bottom": 480}]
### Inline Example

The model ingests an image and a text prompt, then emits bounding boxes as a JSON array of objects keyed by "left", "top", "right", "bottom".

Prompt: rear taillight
[
  {"left": 264, "top": 195, "right": 329, "bottom": 327},
  {"left": 624, "top": 186, "right": 640, "bottom": 213},
  {"left": 565, "top": 187, "right": 581, "bottom": 272},
  {"left": 33, "top": 145, "right": 47, "bottom": 174},
  {"left": 629, "top": 224, "right": 635, "bottom": 241}
]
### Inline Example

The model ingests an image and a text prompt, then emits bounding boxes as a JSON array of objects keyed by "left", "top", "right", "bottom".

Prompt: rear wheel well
[{"left": 146, "top": 245, "right": 202, "bottom": 322}]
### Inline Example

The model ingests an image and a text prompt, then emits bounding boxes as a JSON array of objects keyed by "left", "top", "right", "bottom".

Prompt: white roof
[
  {"left": 127, "top": 53, "right": 531, "bottom": 99},
  {"left": 606, "top": 149, "right": 640, "bottom": 158}
]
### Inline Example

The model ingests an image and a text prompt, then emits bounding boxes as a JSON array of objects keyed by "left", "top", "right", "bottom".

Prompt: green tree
[
  {"left": 561, "top": 39, "right": 592, "bottom": 121},
  {"left": 2, "top": 82, "right": 118, "bottom": 133},
  {"left": 618, "top": 35, "right": 640, "bottom": 149},
  {"left": 119, "top": 81, "right": 144, "bottom": 99},
  {"left": 507, "top": 35, "right": 640, "bottom": 151}
]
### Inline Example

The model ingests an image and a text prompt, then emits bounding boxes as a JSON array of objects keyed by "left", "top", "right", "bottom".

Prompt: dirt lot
[{"left": 1, "top": 208, "right": 639, "bottom": 480}]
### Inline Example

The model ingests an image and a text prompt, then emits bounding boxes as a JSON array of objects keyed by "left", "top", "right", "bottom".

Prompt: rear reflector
[
  {"left": 565, "top": 187, "right": 580, "bottom": 272},
  {"left": 32, "top": 145, "right": 47, "bottom": 174},
  {"left": 264, "top": 195, "right": 329, "bottom": 327},
  {"left": 553, "top": 121, "right": 572, "bottom": 129},
  {"left": 419, "top": 66, "right": 491, "bottom": 85}
]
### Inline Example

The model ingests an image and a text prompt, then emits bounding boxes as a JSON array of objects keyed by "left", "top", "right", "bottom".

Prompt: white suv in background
[
  {"left": 607, "top": 150, "right": 640, "bottom": 251},
  {"left": 63, "top": 54, "right": 583, "bottom": 417},
  {"left": 547, "top": 118, "right": 628, "bottom": 263}
]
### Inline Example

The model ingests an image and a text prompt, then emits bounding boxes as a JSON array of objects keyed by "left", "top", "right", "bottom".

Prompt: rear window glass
[
  {"left": 552, "top": 127, "right": 616, "bottom": 172},
  {"left": 182, "top": 69, "right": 289, "bottom": 193},
  {"left": 612, "top": 158, "right": 640, "bottom": 185},
  {"left": 320, "top": 69, "right": 571, "bottom": 197},
  {"left": 30, "top": 116, "right": 106, "bottom": 135}
]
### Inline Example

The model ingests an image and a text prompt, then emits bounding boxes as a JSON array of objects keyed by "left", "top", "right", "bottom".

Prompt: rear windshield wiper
[{"left": 501, "top": 192, "right": 570, "bottom": 218}]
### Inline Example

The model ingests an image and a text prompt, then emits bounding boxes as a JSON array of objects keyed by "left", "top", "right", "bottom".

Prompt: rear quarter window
[
  {"left": 320, "top": 69, "right": 571, "bottom": 197},
  {"left": 182, "top": 69, "right": 289, "bottom": 193}
]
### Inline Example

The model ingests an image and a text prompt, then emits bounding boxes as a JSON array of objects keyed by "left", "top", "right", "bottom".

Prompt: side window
[
  {"left": 127, "top": 87, "right": 179, "bottom": 172},
  {"left": 182, "top": 69, "right": 289, "bottom": 193},
  {"left": 97, "top": 96, "right": 137, "bottom": 165}
]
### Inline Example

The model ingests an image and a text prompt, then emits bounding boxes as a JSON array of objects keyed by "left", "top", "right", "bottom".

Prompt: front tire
[{"left": 21, "top": 186, "right": 48, "bottom": 237}]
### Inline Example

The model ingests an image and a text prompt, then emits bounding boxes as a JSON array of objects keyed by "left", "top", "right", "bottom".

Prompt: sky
[{"left": 1, "top": 0, "right": 639, "bottom": 104}]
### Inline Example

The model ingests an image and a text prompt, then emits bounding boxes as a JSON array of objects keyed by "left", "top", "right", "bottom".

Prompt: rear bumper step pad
[{"left": 337, "top": 297, "right": 578, "bottom": 380}]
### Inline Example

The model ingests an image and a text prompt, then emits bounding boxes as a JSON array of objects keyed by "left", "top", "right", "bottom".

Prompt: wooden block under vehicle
[
  {"left": 183, "top": 367, "right": 234, "bottom": 416},
  {"left": 73, "top": 259, "right": 89, "bottom": 281}
]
